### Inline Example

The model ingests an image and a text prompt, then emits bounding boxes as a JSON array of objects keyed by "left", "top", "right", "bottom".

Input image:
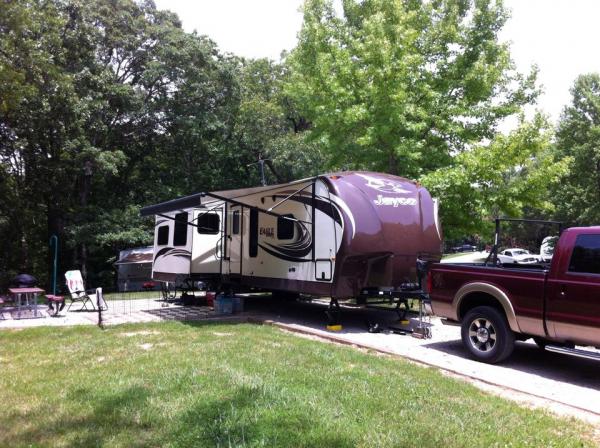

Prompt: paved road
[{"left": 245, "top": 297, "right": 600, "bottom": 423}]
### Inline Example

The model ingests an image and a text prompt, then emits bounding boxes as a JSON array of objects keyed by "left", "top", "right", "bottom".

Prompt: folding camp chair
[{"left": 64, "top": 270, "right": 107, "bottom": 311}]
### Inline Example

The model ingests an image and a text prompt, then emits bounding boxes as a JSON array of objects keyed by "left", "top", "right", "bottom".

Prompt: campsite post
[{"left": 49, "top": 234, "right": 58, "bottom": 295}]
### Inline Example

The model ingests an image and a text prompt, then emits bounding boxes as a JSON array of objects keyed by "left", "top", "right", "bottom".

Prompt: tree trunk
[
  {"left": 388, "top": 151, "right": 398, "bottom": 175},
  {"left": 78, "top": 162, "right": 93, "bottom": 278},
  {"left": 47, "top": 199, "right": 64, "bottom": 291}
]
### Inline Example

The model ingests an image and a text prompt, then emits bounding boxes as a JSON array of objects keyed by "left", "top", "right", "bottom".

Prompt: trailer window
[
  {"left": 249, "top": 208, "right": 258, "bottom": 257},
  {"left": 197, "top": 212, "right": 220, "bottom": 235},
  {"left": 157, "top": 226, "right": 169, "bottom": 245},
  {"left": 568, "top": 234, "right": 600, "bottom": 274},
  {"left": 173, "top": 212, "right": 188, "bottom": 246},
  {"left": 232, "top": 210, "right": 240, "bottom": 235},
  {"left": 277, "top": 214, "right": 295, "bottom": 240}
]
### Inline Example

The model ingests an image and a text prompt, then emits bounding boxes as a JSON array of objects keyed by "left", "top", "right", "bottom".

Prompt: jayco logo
[{"left": 374, "top": 195, "right": 417, "bottom": 207}]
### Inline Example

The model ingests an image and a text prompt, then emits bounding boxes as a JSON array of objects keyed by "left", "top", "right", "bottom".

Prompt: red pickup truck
[{"left": 428, "top": 226, "right": 600, "bottom": 363}]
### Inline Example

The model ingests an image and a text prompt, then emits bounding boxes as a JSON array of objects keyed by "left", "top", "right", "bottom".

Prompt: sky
[{"left": 154, "top": 0, "right": 600, "bottom": 125}]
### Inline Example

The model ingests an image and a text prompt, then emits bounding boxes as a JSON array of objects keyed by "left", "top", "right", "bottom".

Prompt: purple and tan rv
[{"left": 140, "top": 171, "right": 442, "bottom": 300}]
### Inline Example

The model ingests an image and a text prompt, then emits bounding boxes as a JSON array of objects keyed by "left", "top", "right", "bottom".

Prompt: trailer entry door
[
  {"left": 190, "top": 208, "right": 223, "bottom": 275},
  {"left": 226, "top": 205, "right": 242, "bottom": 275}
]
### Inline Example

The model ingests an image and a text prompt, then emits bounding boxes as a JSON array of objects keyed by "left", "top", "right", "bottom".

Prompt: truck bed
[{"left": 429, "top": 262, "right": 547, "bottom": 337}]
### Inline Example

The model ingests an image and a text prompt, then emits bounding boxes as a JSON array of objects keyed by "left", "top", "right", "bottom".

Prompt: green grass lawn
[{"left": 0, "top": 322, "right": 594, "bottom": 447}]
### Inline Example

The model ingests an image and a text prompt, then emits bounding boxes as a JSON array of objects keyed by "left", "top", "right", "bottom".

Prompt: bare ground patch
[{"left": 120, "top": 330, "right": 161, "bottom": 337}]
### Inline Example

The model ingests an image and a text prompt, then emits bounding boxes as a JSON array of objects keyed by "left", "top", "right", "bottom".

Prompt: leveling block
[{"left": 325, "top": 298, "right": 342, "bottom": 331}]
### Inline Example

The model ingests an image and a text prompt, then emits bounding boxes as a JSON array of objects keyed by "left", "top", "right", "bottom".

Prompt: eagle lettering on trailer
[
  {"left": 258, "top": 193, "right": 343, "bottom": 263},
  {"left": 260, "top": 227, "right": 275, "bottom": 238}
]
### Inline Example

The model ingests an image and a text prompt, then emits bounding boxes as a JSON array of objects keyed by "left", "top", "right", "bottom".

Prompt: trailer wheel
[
  {"left": 160, "top": 282, "right": 177, "bottom": 301},
  {"left": 395, "top": 299, "right": 409, "bottom": 321},
  {"left": 461, "top": 306, "right": 515, "bottom": 363}
]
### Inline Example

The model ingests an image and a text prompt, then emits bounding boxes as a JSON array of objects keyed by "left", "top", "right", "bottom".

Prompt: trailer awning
[
  {"left": 140, "top": 176, "right": 317, "bottom": 217},
  {"left": 140, "top": 193, "right": 205, "bottom": 217}
]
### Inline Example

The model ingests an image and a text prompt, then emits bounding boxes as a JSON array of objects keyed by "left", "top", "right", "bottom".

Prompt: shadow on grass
[
  {"left": 167, "top": 385, "right": 356, "bottom": 448},
  {"left": 3, "top": 385, "right": 153, "bottom": 447},
  {"left": 3, "top": 382, "right": 355, "bottom": 448}
]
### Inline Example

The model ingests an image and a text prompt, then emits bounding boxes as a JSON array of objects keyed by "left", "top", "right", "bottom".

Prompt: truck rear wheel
[{"left": 461, "top": 306, "right": 515, "bottom": 364}]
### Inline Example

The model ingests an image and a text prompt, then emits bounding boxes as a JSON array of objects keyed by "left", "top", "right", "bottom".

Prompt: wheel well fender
[{"left": 453, "top": 283, "right": 521, "bottom": 333}]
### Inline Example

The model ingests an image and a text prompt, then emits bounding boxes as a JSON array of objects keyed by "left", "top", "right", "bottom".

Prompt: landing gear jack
[
  {"left": 325, "top": 298, "right": 342, "bottom": 331},
  {"left": 395, "top": 298, "right": 410, "bottom": 323}
]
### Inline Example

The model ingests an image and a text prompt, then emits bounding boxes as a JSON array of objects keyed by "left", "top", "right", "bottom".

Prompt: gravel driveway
[{"left": 246, "top": 297, "right": 600, "bottom": 424}]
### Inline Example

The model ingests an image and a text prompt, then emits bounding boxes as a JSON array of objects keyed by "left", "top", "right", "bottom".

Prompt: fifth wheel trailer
[{"left": 140, "top": 171, "right": 442, "bottom": 299}]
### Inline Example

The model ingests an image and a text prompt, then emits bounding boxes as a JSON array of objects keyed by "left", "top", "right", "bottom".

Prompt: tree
[
  {"left": 552, "top": 73, "right": 600, "bottom": 226},
  {"left": 227, "top": 58, "right": 326, "bottom": 185},
  {"left": 0, "top": 0, "right": 320, "bottom": 288},
  {"left": 421, "top": 115, "right": 570, "bottom": 239},
  {"left": 0, "top": 0, "right": 241, "bottom": 284},
  {"left": 286, "top": 0, "right": 538, "bottom": 177}
]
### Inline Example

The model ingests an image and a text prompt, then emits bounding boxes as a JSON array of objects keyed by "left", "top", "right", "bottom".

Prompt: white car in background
[{"left": 497, "top": 248, "right": 538, "bottom": 265}]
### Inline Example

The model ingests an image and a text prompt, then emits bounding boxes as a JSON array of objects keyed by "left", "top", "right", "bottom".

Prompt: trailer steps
[{"left": 545, "top": 345, "right": 600, "bottom": 361}]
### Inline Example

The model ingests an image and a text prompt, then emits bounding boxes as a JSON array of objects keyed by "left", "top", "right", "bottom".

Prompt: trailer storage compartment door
[{"left": 315, "top": 259, "right": 332, "bottom": 281}]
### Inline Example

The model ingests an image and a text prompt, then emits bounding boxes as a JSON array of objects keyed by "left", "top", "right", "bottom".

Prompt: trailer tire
[
  {"left": 461, "top": 306, "right": 515, "bottom": 364},
  {"left": 272, "top": 291, "right": 300, "bottom": 302}
]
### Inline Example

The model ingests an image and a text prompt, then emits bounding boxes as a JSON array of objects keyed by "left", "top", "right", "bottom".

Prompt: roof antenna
[{"left": 247, "top": 154, "right": 269, "bottom": 186}]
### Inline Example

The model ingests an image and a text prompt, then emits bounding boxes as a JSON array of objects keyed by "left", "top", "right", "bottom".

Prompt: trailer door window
[
  {"left": 197, "top": 212, "right": 220, "bottom": 234},
  {"left": 157, "top": 225, "right": 169, "bottom": 245},
  {"left": 568, "top": 234, "right": 600, "bottom": 274},
  {"left": 173, "top": 212, "right": 188, "bottom": 246},
  {"left": 277, "top": 214, "right": 295, "bottom": 240},
  {"left": 249, "top": 209, "right": 258, "bottom": 257},
  {"left": 232, "top": 210, "right": 240, "bottom": 235}
]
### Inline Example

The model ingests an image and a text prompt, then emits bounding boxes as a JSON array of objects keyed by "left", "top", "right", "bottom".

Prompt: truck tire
[{"left": 461, "top": 306, "right": 515, "bottom": 363}]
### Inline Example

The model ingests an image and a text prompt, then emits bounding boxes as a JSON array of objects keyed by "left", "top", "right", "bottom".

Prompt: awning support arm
[
  {"left": 267, "top": 182, "right": 314, "bottom": 212},
  {"left": 201, "top": 192, "right": 313, "bottom": 225}
]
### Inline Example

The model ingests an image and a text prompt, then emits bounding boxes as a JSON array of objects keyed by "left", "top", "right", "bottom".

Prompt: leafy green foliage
[
  {"left": 230, "top": 58, "right": 326, "bottom": 185},
  {"left": 286, "top": 0, "right": 538, "bottom": 177},
  {"left": 552, "top": 73, "right": 600, "bottom": 225},
  {"left": 0, "top": 0, "right": 586, "bottom": 285},
  {"left": 421, "top": 115, "right": 569, "bottom": 239},
  {"left": 0, "top": 0, "right": 316, "bottom": 287}
]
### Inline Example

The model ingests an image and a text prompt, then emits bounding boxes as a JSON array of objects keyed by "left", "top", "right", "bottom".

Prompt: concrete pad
[{"left": 0, "top": 299, "right": 249, "bottom": 329}]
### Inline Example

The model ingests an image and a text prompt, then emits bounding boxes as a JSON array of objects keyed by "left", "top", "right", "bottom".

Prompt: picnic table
[{"left": 9, "top": 287, "right": 44, "bottom": 319}]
